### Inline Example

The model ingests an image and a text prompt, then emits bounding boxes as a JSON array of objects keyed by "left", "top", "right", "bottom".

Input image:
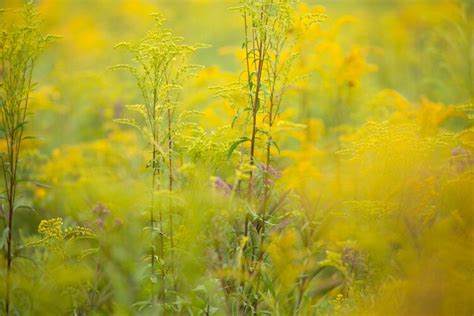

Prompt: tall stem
[
  {"left": 247, "top": 18, "right": 267, "bottom": 200},
  {"left": 3, "top": 57, "right": 34, "bottom": 316},
  {"left": 167, "top": 106, "right": 175, "bottom": 291}
]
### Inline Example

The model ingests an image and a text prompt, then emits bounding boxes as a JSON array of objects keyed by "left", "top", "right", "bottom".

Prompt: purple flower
[
  {"left": 450, "top": 146, "right": 474, "bottom": 172},
  {"left": 213, "top": 176, "right": 232, "bottom": 195}
]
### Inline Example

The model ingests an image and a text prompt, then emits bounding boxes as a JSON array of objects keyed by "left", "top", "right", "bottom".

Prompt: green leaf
[
  {"left": 22, "top": 135, "right": 44, "bottom": 141},
  {"left": 17, "top": 178, "right": 52, "bottom": 188},
  {"left": 13, "top": 121, "right": 29, "bottom": 133},
  {"left": 193, "top": 285, "right": 207, "bottom": 293},
  {"left": 231, "top": 109, "right": 242, "bottom": 128},
  {"left": 256, "top": 127, "right": 269, "bottom": 136},
  {"left": 132, "top": 300, "right": 152, "bottom": 312},
  {"left": 271, "top": 139, "right": 280, "bottom": 154},
  {"left": 31, "top": 180, "right": 52, "bottom": 188},
  {"left": 0, "top": 227, "right": 9, "bottom": 250},
  {"left": 227, "top": 137, "right": 250, "bottom": 160},
  {"left": 12, "top": 254, "right": 38, "bottom": 267},
  {"left": 14, "top": 205, "right": 38, "bottom": 215},
  {"left": 208, "top": 306, "right": 219, "bottom": 314},
  {"left": 255, "top": 97, "right": 260, "bottom": 112}
]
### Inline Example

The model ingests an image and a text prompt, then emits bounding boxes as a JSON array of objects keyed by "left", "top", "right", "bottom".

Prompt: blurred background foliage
[{"left": 0, "top": 0, "right": 473, "bottom": 315}]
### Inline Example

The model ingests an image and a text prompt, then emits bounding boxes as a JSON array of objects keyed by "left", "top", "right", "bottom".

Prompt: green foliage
[
  {"left": 0, "top": 0, "right": 472, "bottom": 315},
  {"left": 0, "top": 2, "right": 55, "bottom": 314},
  {"left": 112, "top": 12, "right": 209, "bottom": 313}
]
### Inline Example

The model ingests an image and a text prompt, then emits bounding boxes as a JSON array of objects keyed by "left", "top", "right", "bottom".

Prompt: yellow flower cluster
[
  {"left": 38, "top": 218, "right": 64, "bottom": 240},
  {"left": 64, "top": 226, "right": 95, "bottom": 240},
  {"left": 37, "top": 217, "right": 95, "bottom": 241}
]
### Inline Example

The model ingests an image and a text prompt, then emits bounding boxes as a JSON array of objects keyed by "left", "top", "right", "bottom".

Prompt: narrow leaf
[{"left": 227, "top": 137, "right": 250, "bottom": 160}]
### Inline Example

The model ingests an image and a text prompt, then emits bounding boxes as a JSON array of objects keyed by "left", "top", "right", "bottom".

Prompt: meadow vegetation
[{"left": 0, "top": 0, "right": 473, "bottom": 315}]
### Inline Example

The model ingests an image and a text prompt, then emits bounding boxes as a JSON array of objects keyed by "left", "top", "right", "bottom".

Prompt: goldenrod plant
[
  {"left": 0, "top": 2, "right": 54, "bottom": 314},
  {"left": 112, "top": 13, "right": 205, "bottom": 313},
  {"left": 213, "top": 1, "right": 325, "bottom": 313}
]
